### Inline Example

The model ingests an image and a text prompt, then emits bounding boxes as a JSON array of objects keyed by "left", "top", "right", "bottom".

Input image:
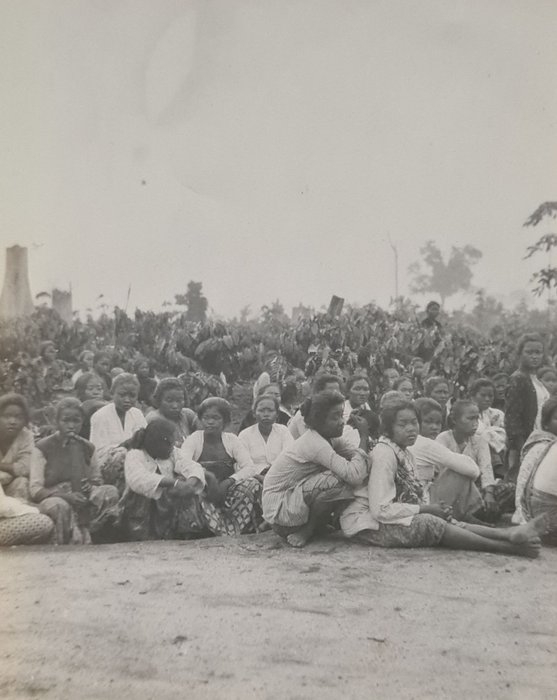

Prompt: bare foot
[
  {"left": 286, "top": 528, "right": 312, "bottom": 548},
  {"left": 509, "top": 514, "right": 550, "bottom": 545},
  {"left": 513, "top": 539, "right": 542, "bottom": 559}
]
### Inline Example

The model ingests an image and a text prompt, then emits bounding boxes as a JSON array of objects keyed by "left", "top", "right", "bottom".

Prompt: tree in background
[
  {"left": 408, "top": 240, "right": 482, "bottom": 306},
  {"left": 523, "top": 201, "right": 557, "bottom": 296},
  {"left": 260, "top": 300, "right": 289, "bottom": 326},
  {"left": 175, "top": 281, "right": 208, "bottom": 323}
]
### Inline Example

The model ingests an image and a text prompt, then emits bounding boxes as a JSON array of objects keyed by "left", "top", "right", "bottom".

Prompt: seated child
[
  {"left": 469, "top": 378, "right": 507, "bottom": 478},
  {"left": 30, "top": 398, "right": 120, "bottom": 544},
  {"left": 0, "top": 393, "right": 34, "bottom": 502},
  {"left": 90, "top": 373, "right": 146, "bottom": 495}
]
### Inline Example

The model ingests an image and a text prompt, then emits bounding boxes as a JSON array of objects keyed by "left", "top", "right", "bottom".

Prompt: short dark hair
[
  {"left": 541, "top": 397, "right": 557, "bottom": 430},
  {"left": 469, "top": 378, "right": 495, "bottom": 396},
  {"left": 380, "top": 400, "right": 418, "bottom": 439},
  {"left": 313, "top": 373, "right": 343, "bottom": 394},
  {"left": 538, "top": 366, "right": 557, "bottom": 380},
  {"left": 55, "top": 397, "right": 84, "bottom": 421},
  {"left": 424, "top": 376, "right": 449, "bottom": 397},
  {"left": 447, "top": 399, "right": 477, "bottom": 427},
  {"left": 516, "top": 333, "right": 544, "bottom": 358},
  {"left": 304, "top": 391, "right": 345, "bottom": 433},
  {"left": 0, "top": 393, "right": 29, "bottom": 425},
  {"left": 74, "top": 372, "right": 103, "bottom": 401},
  {"left": 414, "top": 397, "right": 443, "bottom": 422},
  {"left": 253, "top": 394, "right": 279, "bottom": 413},
  {"left": 152, "top": 377, "right": 186, "bottom": 408},
  {"left": 198, "top": 397, "right": 232, "bottom": 425},
  {"left": 426, "top": 301, "right": 440, "bottom": 311},
  {"left": 345, "top": 374, "right": 371, "bottom": 394}
]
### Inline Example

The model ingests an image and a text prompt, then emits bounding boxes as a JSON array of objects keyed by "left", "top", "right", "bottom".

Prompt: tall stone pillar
[{"left": 0, "top": 246, "right": 34, "bottom": 318}]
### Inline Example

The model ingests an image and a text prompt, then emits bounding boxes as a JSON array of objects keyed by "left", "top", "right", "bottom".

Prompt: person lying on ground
[
  {"left": 30, "top": 398, "right": 120, "bottom": 545},
  {"left": 263, "top": 390, "right": 369, "bottom": 548},
  {"left": 513, "top": 397, "right": 557, "bottom": 525},
  {"left": 340, "top": 399, "right": 547, "bottom": 558},
  {"left": 90, "top": 373, "right": 146, "bottom": 495},
  {"left": 181, "top": 397, "right": 263, "bottom": 536},
  {"left": 147, "top": 377, "right": 201, "bottom": 447},
  {"left": 0, "top": 393, "right": 33, "bottom": 502},
  {"left": 238, "top": 394, "right": 294, "bottom": 476},
  {"left": 122, "top": 418, "right": 206, "bottom": 541}
]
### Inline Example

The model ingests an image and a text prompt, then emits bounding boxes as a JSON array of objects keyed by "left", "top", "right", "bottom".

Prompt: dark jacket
[{"left": 504, "top": 370, "right": 538, "bottom": 451}]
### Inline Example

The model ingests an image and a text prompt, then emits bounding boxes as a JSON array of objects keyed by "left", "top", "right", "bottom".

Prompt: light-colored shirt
[
  {"left": 0, "top": 426, "right": 33, "bottom": 486},
  {"left": 238, "top": 423, "right": 294, "bottom": 474},
  {"left": 532, "top": 441, "right": 557, "bottom": 496},
  {"left": 531, "top": 374, "right": 550, "bottom": 430},
  {"left": 341, "top": 441, "right": 420, "bottom": 537},
  {"left": 409, "top": 435, "right": 480, "bottom": 485},
  {"left": 124, "top": 447, "right": 205, "bottom": 500},
  {"left": 436, "top": 430, "right": 495, "bottom": 488},
  {"left": 513, "top": 434, "right": 555, "bottom": 524},
  {"left": 342, "top": 400, "right": 371, "bottom": 422},
  {"left": 476, "top": 407, "right": 507, "bottom": 454},
  {"left": 90, "top": 403, "right": 147, "bottom": 462},
  {"left": 180, "top": 431, "right": 256, "bottom": 481},
  {"left": 0, "top": 482, "right": 39, "bottom": 519},
  {"left": 263, "top": 429, "right": 368, "bottom": 527}
]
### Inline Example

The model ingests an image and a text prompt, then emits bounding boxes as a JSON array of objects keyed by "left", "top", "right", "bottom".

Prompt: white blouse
[
  {"left": 90, "top": 403, "right": 147, "bottom": 462},
  {"left": 238, "top": 423, "right": 294, "bottom": 474}
]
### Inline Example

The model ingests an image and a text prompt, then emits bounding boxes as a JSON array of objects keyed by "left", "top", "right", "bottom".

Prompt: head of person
[
  {"left": 381, "top": 400, "right": 419, "bottom": 448},
  {"left": 312, "top": 373, "right": 343, "bottom": 395},
  {"left": 424, "top": 376, "right": 450, "bottom": 407},
  {"left": 55, "top": 397, "right": 84, "bottom": 438},
  {"left": 382, "top": 367, "right": 400, "bottom": 390},
  {"left": 516, "top": 333, "right": 545, "bottom": 373},
  {"left": 78, "top": 350, "right": 95, "bottom": 372},
  {"left": 393, "top": 375, "right": 414, "bottom": 401},
  {"left": 134, "top": 356, "right": 151, "bottom": 380},
  {"left": 541, "top": 397, "right": 557, "bottom": 436},
  {"left": 346, "top": 375, "right": 372, "bottom": 408},
  {"left": 414, "top": 398, "right": 443, "bottom": 440},
  {"left": 280, "top": 381, "right": 298, "bottom": 408},
  {"left": 135, "top": 418, "right": 175, "bottom": 460},
  {"left": 448, "top": 399, "right": 479, "bottom": 438},
  {"left": 75, "top": 372, "right": 105, "bottom": 402},
  {"left": 152, "top": 377, "right": 187, "bottom": 421},
  {"left": 492, "top": 372, "right": 509, "bottom": 402},
  {"left": 111, "top": 373, "right": 140, "bottom": 413},
  {"left": 469, "top": 378, "right": 495, "bottom": 412},
  {"left": 379, "top": 390, "right": 406, "bottom": 411},
  {"left": 198, "top": 397, "right": 231, "bottom": 436},
  {"left": 257, "top": 382, "right": 281, "bottom": 403},
  {"left": 304, "top": 390, "right": 346, "bottom": 439},
  {"left": 0, "top": 393, "right": 29, "bottom": 440},
  {"left": 426, "top": 301, "right": 441, "bottom": 321},
  {"left": 410, "top": 357, "right": 425, "bottom": 378},
  {"left": 39, "top": 341, "right": 58, "bottom": 363},
  {"left": 253, "top": 394, "right": 279, "bottom": 430},
  {"left": 111, "top": 367, "right": 125, "bottom": 378},
  {"left": 94, "top": 351, "right": 111, "bottom": 376},
  {"left": 538, "top": 366, "right": 557, "bottom": 396}
]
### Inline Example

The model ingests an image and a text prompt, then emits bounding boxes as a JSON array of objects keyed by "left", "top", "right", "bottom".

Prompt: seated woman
[
  {"left": 238, "top": 395, "right": 294, "bottom": 475},
  {"left": 32, "top": 341, "right": 69, "bottom": 405},
  {"left": 134, "top": 356, "right": 158, "bottom": 409},
  {"left": 393, "top": 376, "right": 415, "bottom": 401},
  {"left": 147, "top": 377, "right": 201, "bottom": 447},
  {"left": 340, "top": 399, "right": 546, "bottom": 557},
  {"left": 263, "top": 390, "right": 370, "bottom": 548},
  {"left": 424, "top": 376, "right": 451, "bottom": 429},
  {"left": 469, "top": 378, "right": 507, "bottom": 478},
  {"left": 122, "top": 418, "right": 206, "bottom": 540},
  {"left": 513, "top": 398, "right": 557, "bottom": 524},
  {"left": 410, "top": 398, "right": 483, "bottom": 521},
  {"left": 0, "top": 482, "right": 53, "bottom": 546},
  {"left": 181, "top": 397, "right": 263, "bottom": 536},
  {"left": 30, "top": 398, "right": 120, "bottom": 544},
  {"left": 74, "top": 371, "right": 107, "bottom": 439},
  {"left": 90, "top": 373, "right": 147, "bottom": 495},
  {"left": 0, "top": 394, "right": 34, "bottom": 502},
  {"left": 238, "top": 383, "right": 290, "bottom": 432},
  {"left": 343, "top": 375, "right": 373, "bottom": 420},
  {"left": 436, "top": 400, "right": 512, "bottom": 520}
]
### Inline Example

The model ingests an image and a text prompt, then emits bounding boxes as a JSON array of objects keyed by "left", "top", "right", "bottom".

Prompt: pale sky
[{"left": 1, "top": 0, "right": 556, "bottom": 317}]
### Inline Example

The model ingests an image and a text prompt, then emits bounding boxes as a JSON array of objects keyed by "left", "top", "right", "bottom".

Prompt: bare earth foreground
[{"left": 1, "top": 533, "right": 556, "bottom": 700}]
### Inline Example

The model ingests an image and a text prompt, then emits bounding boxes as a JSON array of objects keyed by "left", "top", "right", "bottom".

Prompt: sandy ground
[{"left": 1, "top": 533, "right": 556, "bottom": 700}]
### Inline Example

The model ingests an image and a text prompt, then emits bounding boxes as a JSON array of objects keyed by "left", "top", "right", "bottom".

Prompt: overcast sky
[{"left": 1, "top": 0, "right": 556, "bottom": 317}]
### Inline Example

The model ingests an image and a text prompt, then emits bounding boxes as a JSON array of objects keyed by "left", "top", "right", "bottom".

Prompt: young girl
[
  {"left": 147, "top": 377, "right": 201, "bottom": 446},
  {"left": 122, "top": 418, "right": 206, "bottom": 540},
  {"left": 238, "top": 395, "right": 294, "bottom": 475},
  {"left": 409, "top": 398, "right": 483, "bottom": 521},
  {"left": 393, "top": 376, "right": 415, "bottom": 401},
  {"left": 436, "top": 400, "right": 500, "bottom": 517},
  {"left": 134, "top": 356, "right": 158, "bottom": 408},
  {"left": 343, "top": 375, "right": 373, "bottom": 420},
  {"left": 74, "top": 372, "right": 107, "bottom": 440},
  {"left": 90, "top": 373, "right": 147, "bottom": 494},
  {"left": 181, "top": 397, "right": 263, "bottom": 536},
  {"left": 30, "top": 398, "right": 120, "bottom": 544},
  {"left": 0, "top": 394, "right": 34, "bottom": 502},
  {"left": 341, "top": 399, "right": 546, "bottom": 557},
  {"left": 469, "top": 378, "right": 507, "bottom": 478},
  {"left": 513, "top": 397, "right": 557, "bottom": 524},
  {"left": 505, "top": 333, "right": 548, "bottom": 481},
  {"left": 263, "top": 391, "right": 370, "bottom": 548},
  {"left": 238, "top": 383, "right": 290, "bottom": 432}
]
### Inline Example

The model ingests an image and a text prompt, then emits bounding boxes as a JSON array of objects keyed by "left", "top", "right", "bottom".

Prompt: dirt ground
[{"left": 1, "top": 533, "right": 556, "bottom": 700}]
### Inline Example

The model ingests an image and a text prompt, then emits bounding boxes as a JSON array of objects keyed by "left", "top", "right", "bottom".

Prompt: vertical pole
[{"left": 388, "top": 236, "right": 399, "bottom": 299}]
